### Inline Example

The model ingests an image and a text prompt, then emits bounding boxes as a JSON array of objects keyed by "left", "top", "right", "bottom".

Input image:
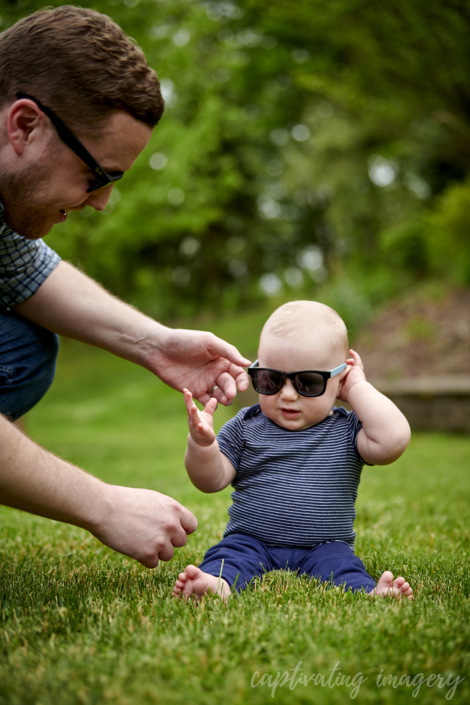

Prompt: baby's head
[{"left": 253, "top": 301, "right": 349, "bottom": 430}]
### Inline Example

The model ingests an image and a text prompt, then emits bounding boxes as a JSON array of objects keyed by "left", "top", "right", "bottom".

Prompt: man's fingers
[
  {"left": 157, "top": 544, "right": 175, "bottom": 562},
  {"left": 222, "top": 362, "right": 250, "bottom": 393},
  {"left": 170, "top": 523, "right": 191, "bottom": 549},
  {"left": 179, "top": 506, "right": 198, "bottom": 535},
  {"left": 139, "top": 554, "right": 160, "bottom": 569},
  {"left": 213, "top": 371, "right": 237, "bottom": 404},
  {"left": 210, "top": 338, "right": 251, "bottom": 369},
  {"left": 212, "top": 364, "right": 249, "bottom": 405},
  {"left": 144, "top": 507, "right": 196, "bottom": 564},
  {"left": 233, "top": 366, "right": 250, "bottom": 392}
]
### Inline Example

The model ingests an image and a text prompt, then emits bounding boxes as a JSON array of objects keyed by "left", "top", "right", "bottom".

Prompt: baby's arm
[
  {"left": 338, "top": 350, "right": 411, "bottom": 465},
  {"left": 183, "top": 389, "right": 236, "bottom": 493}
]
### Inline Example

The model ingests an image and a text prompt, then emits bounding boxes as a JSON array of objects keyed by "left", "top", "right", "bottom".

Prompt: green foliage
[
  {"left": 426, "top": 177, "right": 470, "bottom": 284},
  {"left": 2, "top": 0, "right": 470, "bottom": 316},
  {"left": 380, "top": 220, "right": 429, "bottom": 274},
  {"left": 380, "top": 176, "right": 470, "bottom": 284}
]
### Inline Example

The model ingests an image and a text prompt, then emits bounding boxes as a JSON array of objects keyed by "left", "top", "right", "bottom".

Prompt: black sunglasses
[
  {"left": 16, "top": 92, "right": 124, "bottom": 193},
  {"left": 248, "top": 360, "right": 347, "bottom": 398}
]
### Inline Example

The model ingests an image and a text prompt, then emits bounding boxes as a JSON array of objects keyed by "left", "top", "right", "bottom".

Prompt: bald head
[{"left": 260, "top": 301, "right": 348, "bottom": 366}]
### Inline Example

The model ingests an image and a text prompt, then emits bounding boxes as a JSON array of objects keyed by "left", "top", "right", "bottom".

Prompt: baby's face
[{"left": 257, "top": 331, "right": 346, "bottom": 431}]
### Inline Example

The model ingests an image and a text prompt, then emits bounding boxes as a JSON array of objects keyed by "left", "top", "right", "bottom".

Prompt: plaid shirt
[{"left": 0, "top": 200, "right": 61, "bottom": 308}]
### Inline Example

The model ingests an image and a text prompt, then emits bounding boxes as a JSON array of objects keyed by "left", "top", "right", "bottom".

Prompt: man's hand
[
  {"left": 337, "top": 349, "right": 367, "bottom": 403},
  {"left": 184, "top": 388, "right": 217, "bottom": 446},
  {"left": 0, "top": 414, "right": 197, "bottom": 568},
  {"left": 90, "top": 484, "right": 198, "bottom": 567},
  {"left": 147, "top": 328, "right": 251, "bottom": 406}
]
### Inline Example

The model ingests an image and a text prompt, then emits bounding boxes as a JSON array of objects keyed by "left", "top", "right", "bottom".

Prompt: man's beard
[{"left": 0, "top": 159, "right": 57, "bottom": 241}]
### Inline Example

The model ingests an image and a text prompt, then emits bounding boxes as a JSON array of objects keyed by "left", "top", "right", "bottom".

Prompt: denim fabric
[
  {"left": 199, "top": 533, "right": 376, "bottom": 593},
  {"left": 0, "top": 308, "right": 59, "bottom": 421}
]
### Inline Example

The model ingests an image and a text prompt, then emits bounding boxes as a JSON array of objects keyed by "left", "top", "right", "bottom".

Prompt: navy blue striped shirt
[{"left": 217, "top": 404, "right": 366, "bottom": 548}]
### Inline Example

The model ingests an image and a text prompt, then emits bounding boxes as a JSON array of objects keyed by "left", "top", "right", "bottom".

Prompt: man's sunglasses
[
  {"left": 248, "top": 360, "right": 347, "bottom": 398},
  {"left": 16, "top": 92, "right": 124, "bottom": 192}
]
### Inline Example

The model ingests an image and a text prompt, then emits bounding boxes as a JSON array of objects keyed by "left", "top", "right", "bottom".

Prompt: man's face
[{"left": 0, "top": 110, "right": 152, "bottom": 240}]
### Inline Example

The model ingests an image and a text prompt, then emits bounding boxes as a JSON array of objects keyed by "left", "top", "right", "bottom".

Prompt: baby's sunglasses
[{"left": 248, "top": 360, "right": 347, "bottom": 398}]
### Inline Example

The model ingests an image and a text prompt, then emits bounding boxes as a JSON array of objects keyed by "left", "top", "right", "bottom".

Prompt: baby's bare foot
[
  {"left": 172, "top": 564, "right": 231, "bottom": 602},
  {"left": 370, "top": 570, "right": 413, "bottom": 599}
]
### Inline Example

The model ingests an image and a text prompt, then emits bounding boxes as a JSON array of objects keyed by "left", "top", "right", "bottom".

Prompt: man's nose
[
  {"left": 280, "top": 378, "right": 298, "bottom": 399},
  {"left": 85, "top": 184, "right": 114, "bottom": 211}
]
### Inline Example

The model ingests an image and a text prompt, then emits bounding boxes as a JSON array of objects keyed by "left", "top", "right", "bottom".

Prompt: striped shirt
[
  {"left": 217, "top": 404, "right": 367, "bottom": 548},
  {"left": 0, "top": 200, "right": 61, "bottom": 307}
]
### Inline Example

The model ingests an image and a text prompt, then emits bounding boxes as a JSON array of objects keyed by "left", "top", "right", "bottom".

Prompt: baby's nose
[{"left": 280, "top": 378, "right": 298, "bottom": 398}]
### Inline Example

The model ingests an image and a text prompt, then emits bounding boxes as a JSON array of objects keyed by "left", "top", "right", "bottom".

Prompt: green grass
[{"left": 1, "top": 330, "right": 469, "bottom": 705}]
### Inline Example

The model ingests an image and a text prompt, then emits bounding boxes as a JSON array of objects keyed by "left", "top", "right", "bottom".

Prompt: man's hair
[
  {"left": 262, "top": 300, "right": 349, "bottom": 362},
  {"left": 0, "top": 5, "right": 164, "bottom": 135}
]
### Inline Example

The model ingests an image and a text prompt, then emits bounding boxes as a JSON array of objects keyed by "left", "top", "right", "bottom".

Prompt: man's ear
[{"left": 7, "top": 99, "right": 45, "bottom": 156}]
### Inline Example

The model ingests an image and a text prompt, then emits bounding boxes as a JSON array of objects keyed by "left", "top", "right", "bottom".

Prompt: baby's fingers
[
  {"left": 203, "top": 397, "right": 218, "bottom": 417},
  {"left": 349, "top": 349, "right": 364, "bottom": 369},
  {"left": 183, "top": 388, "right": 194, "bottom": 414},
  {"left": 184, "top": 389, "right": 201, "bottom": 424}
]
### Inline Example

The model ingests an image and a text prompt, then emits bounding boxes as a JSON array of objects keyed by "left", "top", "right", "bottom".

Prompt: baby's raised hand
[
  {"left": 184, "top": 388, "right": 217, "bottom": 446},
  {"left": 337, "top": 349, "right": 367, "bottom": 403}
]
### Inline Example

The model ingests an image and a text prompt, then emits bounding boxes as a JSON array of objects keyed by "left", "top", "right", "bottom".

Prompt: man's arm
[
  {"left": 0, "top": 414, "right": 197, "bottom": 566},
  {"left": 183, "top": 389, "right": 236, "bottom": 492},
  {"left": 15, "top": 261, "right": 251, "bottom": 405},
  {"left": 338, "top": 350, "right": 411, "bottom": 465}
]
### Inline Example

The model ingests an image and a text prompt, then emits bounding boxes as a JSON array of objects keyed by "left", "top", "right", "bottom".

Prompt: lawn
[{"left": 1, "top": 319, "right": 469, "bottom": 705}]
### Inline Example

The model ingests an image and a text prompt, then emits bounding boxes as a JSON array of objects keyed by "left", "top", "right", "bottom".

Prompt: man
[{"left": 0, "top": 6, "right": 250, "bottom": 568}]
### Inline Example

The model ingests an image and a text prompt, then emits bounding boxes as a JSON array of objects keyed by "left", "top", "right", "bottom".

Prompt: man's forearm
[
  {"left": 14, "top": 260, "right": 251, "bottom": 406},
  {"left": 14, "top": 261, "right": 165, "bottom": 370},
  {"left": 0, "top": 413, "right": 103, "bottom": 529}
]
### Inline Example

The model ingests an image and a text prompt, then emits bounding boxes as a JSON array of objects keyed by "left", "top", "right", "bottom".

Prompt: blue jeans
[
  {"left": 199, "top": 533, "right": 376, "bottom": 593},
  {"left": 0, "top": 309, "right": 59, "bottom": 421}
]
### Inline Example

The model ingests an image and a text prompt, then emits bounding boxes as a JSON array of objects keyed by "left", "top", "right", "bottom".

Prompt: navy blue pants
[
  {"left": 199, "top": 533, "right": 376, "bottom": 593},
  {"left": 0, "top": 309, "right": 59, "bottom": 421}
]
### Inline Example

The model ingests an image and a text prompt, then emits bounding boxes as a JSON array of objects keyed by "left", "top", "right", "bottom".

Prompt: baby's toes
[
  {"left": 392, "top": 576, "right": 406, "bottom": 589},
  {"left": 181, "top": 579, "right": 194, "bottom": 599},
  {"left": 400, "top": 582, "right": 413, "bottom": 598}
]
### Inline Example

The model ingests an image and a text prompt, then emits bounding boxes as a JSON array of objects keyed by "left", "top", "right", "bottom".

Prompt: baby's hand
[
  {"left": 184, "top": 388, "right": 217, "bottom": 446},
  {"left": 337, "top": 349, "right": 367, "bottom": 403}
]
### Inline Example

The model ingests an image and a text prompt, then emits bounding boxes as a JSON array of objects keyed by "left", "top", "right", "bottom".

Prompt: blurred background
[{"left": 2, "top": 0, "right": 469, "bottom": 406}]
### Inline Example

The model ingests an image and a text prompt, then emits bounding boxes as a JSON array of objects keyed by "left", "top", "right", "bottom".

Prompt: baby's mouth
[{"left": 280, "top": 408, "right": 300, "bottom": 417}]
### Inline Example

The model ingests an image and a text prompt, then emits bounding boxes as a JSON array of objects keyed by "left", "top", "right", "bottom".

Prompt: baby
[{"left": 173, "top": 300, "right": 413, "bottom": 600}]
